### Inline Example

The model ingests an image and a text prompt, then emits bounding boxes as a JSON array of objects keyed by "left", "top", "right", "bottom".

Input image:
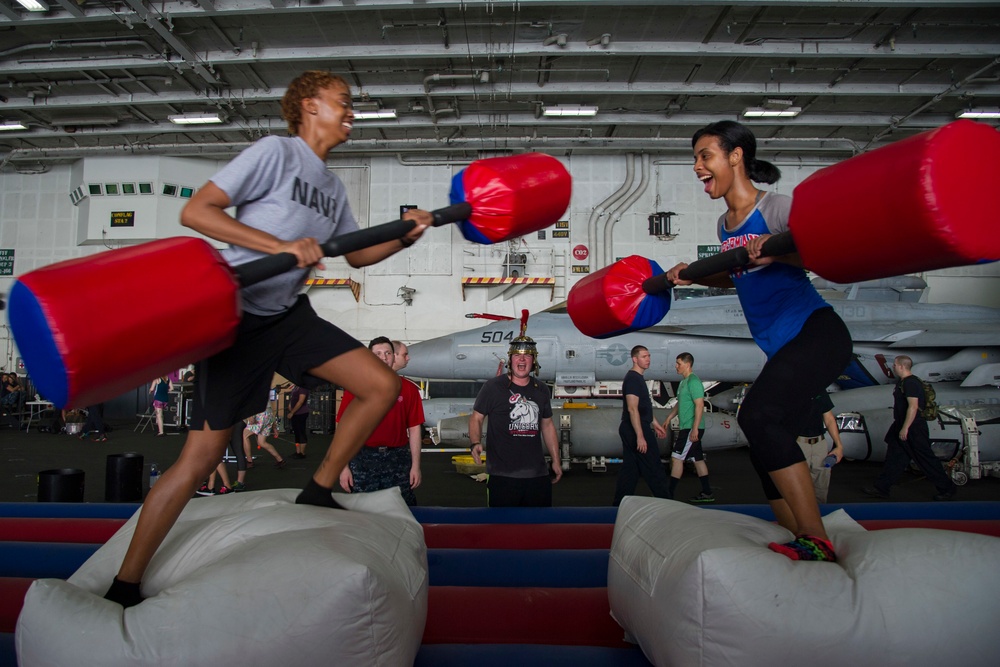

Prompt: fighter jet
[
  {"left": 830, "top": 382, "right": 1000, "bottom": 457},
  {"left": 405, "top": 291, "right": 1000, "bottom": 390},
  {"left": 430, "top": 382, "right": 1000, "bottom": 486}
]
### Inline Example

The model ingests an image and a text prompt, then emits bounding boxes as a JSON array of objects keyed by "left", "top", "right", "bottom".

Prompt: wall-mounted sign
[
  {"left": 110, "top": 211, "right": 135, "bottom": 227},
  {"left": 571, "top": 265, "right": 590, "bottom": 274},
  {"left": 0, "top": 249, "right": 13, "bottom": 276},
  {"left": 572, "top": 244, "right": 589, "bottom": 261},
  {"left": 697, "top": 244, "right": 721, "bottom": 260},
  {"left": 555, "top": 220, "right": 569, "bottom": 229},
  {"left": 552, "top": 230, "right": 570, "bottom": 239}
]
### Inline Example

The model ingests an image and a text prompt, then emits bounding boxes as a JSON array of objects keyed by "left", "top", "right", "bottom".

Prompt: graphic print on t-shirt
[
  {"left": 720, "top": 232, "right": 766, "bottom": 279},
  {"left": 508, "top": 391, "right": 540, "bottom": 437}
]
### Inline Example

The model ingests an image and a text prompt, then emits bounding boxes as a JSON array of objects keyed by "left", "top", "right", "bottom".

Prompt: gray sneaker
[{"left": 690, "top": 492, "right": 715, "bottom": 503}]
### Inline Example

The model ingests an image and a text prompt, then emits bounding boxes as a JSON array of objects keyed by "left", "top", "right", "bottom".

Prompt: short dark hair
[
  {"left": 630, "top": 345, "right": 648, "bottom": 358},
  {"left": 676, "top": 352, "right": 694, "bottom": 365},
  {"left": 368, "top": 336, "right": 394, "bottom": 352}
]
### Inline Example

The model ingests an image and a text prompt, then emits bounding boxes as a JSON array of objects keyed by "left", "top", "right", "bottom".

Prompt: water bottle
[
  {"left": 149, "top": 462, "right": 160, "bottom": 488},
  {"left": 822, "top": 454, "right": 838, "bottom": 468}
]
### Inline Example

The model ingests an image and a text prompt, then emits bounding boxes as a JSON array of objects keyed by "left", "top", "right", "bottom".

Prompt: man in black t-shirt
[
  {"left": 863, "top": 355, "right": 957, "bottom": 501},
  {"left": 469, "top": 334, "right": 562, "bottom": 507},
  {"left": 613, "top": 345, "right": 673, "bottom": 506}
]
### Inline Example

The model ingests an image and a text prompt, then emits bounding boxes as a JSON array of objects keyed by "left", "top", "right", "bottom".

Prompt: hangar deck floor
[{"left": 3, "top": 419, "right": 999, "bottom": 506}]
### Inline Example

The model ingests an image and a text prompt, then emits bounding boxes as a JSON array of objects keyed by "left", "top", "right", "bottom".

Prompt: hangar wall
[{"left": 1, "top": 152, "right": 998, "bottom": 373}]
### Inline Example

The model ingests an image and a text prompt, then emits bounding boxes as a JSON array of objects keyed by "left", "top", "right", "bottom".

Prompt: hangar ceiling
[{"left": 1, "top": 0, "right": 998, "bottom": 167}]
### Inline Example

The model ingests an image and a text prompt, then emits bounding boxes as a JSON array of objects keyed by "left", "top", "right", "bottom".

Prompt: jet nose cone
[{"left": 403, "top": 337, "right": 455, "bottom": 379}]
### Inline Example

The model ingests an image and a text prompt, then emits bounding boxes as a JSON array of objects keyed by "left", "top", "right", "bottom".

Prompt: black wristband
[{"left": 400, "top": 236, "right": 415, "bottom": 248}]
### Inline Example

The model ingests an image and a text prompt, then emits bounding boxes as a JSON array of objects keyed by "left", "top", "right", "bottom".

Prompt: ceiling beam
[
  {"left": 120, "top": 0, "right": 224, "bottom": 87},
  {"left": 3, "top": 0, "right": 999, "bottom": 24},
  {"left": 0, "top": 0, "right": 20, "bottom": 21},
  {"left": 2, "top": 39, "right": 998, "bottom": 79},
  {"left": 4, "top": 80, "right": 998, "bottom": 113},
  {"left": 0, "top": 111, "right": 959, "bottom": 142},
  {"left": 0, "top": 133, "right": 905, "bottom": 164},
  {"left": 51, "top": 0, "right": 85, "bottom": 18}
]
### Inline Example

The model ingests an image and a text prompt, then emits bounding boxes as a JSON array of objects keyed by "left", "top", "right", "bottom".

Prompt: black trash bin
[
  {"left": 105, "top": 452, "right": 144, "bottom": 502},
  {"left": 38, "top": 468, "right": 85, "bottom": 502}
]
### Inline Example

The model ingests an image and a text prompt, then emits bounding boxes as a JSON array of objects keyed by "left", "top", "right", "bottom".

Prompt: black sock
[
  {"left": 700, "top": 475, "right": 712, "bottom": 495},
  {"left": 668, "top": 476, "right": 680, "bottom": 497},
  {"left": 296, "top": 478, "right": 345, "bottom": 509},
  {"left": 104, "top": 577, "right": 144, "bottom": 608}
]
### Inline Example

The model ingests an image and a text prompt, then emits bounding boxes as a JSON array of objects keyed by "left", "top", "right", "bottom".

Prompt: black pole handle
[
  {"left": 233, "top": 202, "right": 472, "bottom": 288},
  {"left": 641, "top": 231, "right": 797, "bottom": 294}
]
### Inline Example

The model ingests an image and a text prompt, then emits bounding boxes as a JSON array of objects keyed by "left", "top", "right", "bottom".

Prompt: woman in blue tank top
[{"left": 666, "top": 121, "right": 853, "bottom": 562}]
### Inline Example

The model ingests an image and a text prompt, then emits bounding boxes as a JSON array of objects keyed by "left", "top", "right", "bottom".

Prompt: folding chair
[{"left": 135, "top": 407, "right": 156, "bottom": 433}]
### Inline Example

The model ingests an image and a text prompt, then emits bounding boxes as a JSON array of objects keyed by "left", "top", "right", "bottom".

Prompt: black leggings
[{"left": 737, "top": 307, "right": 853, "bottom": 500}]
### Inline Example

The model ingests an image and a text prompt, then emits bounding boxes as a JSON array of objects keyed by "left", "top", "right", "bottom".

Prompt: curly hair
[{"left": 281, "top": 70, "right": 351, "bottom": 136}]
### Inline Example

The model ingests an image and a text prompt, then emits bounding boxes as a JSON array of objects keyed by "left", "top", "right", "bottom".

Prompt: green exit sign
[{"left": 697, "top": 244, "right": 721, "bottom": 260}]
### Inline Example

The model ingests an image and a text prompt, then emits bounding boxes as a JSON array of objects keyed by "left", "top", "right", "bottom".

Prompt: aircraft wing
[
  {"left": 845, "top": 322, "right": 1000, "bottom": 347},
  {"left": 645, "top": 324, "right": 752, "bottom": 339},
  {"left": 647, "top": 321, "right": 1000, "bottom": 347}
]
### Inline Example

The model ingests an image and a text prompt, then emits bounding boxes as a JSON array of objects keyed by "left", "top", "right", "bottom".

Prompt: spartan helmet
[{"left": 506, "top": 310, "right": 541, "bottom": 375}]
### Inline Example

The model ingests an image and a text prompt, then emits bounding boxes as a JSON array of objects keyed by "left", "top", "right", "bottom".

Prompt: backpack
[{"left": 918, "top": 380, "right": 938, "bottom": 421}]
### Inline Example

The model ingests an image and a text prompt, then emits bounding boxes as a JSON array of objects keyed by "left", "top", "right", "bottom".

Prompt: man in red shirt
[{"left": 337, "top": 337, "right": 424, "bottom": 505}]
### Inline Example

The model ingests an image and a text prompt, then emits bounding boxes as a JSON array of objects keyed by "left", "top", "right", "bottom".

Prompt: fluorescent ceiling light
[
  {"left": 743, "top": 107, "right": 802, "bottom": 118},
  {"left": 168, "top": 112, "right": 225, "bottom": 125},
  {"left": 353, "top": 110, "right": 397, "bottom": 120},
  {"left": 956, "top": 108, "right": 1000, "bottom": 119},
  {"left": 16, "top": 0, "right": 49, "bottom": 11},
  {"left": 0, "top": 120, "right": 28, "bottom": 131},
  {"left": 543, "top": 105, "right": 599, "bottom": 117}
]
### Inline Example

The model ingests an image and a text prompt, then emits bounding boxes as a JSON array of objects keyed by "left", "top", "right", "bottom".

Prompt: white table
[{"left": 25, "top": 400, "right": 54, "bottom": 432}]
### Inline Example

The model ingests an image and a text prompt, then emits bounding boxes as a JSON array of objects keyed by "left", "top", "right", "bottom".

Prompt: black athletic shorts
[
  {"left": 671, "top": 428, "right": 706, "bottom": 462},
  {"left": 189, "top": 295, "right": 362, "bottom": 430}
]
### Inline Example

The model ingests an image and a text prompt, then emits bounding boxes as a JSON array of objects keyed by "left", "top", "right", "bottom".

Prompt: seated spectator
[{"left": 1, "top": 373, "right": 25, "bottom": 411}]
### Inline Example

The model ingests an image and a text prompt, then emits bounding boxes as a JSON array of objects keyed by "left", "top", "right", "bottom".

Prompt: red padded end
[
  {"left": 791, "top": 120, "right": 1000, "bottom": 283},
  {"left": 464, "top": 153, "right": 572, "bottom": 242},
  {"left": 19, "top": 238, "right": 241, "bottom": 408},
  {"left": 423, "top": 587, "right": 629, "bottom": 647},
  {"left": 568, "top": 255, "right": 664, "bottom": 338}
]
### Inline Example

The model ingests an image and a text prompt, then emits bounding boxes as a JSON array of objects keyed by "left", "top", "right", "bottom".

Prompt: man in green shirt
[{"left": 665, "top": 352, "right": 714, "bottom": 503}]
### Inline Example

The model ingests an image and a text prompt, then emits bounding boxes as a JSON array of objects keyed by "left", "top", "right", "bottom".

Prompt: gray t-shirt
[{"left": 212, "top": 135, "right": 360, "bottom": 315}]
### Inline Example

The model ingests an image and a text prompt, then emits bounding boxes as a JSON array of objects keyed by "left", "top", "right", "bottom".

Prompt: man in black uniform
[
  {"left": 613, "top": 345, "right": 672, "bottom": 506},
  {"left": 863, "top": 355, "right": 957, "bottom": 501}
]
